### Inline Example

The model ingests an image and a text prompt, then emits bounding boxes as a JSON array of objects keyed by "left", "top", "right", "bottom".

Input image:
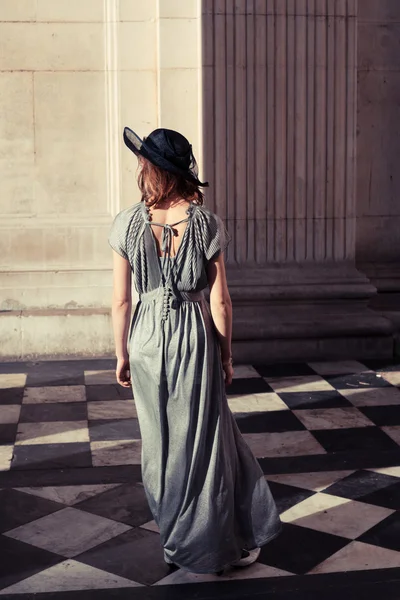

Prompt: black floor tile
[
  {"left": 257, "top": 523, "right": 349, "bottom": 575},
  {"left": 359, "top": 406, "right": 400, "bottom": 427},
  {"left": 26, "top": 363, "right": 85, "bottom": 387},
  {"left": 85, "top": 384, "right": 133, "bottom": 402},
  {"left": 0, "top": 465, "right": 142, "bottom": 488},
  {"left": 0, "top": 362, "right": 29, "bottom": 375},
  {"left": 19, "top": 402, "right": 88, "bottom": 423},
  {"left": 0, "top": 424, "right": 17, "bottom": 445},
  {"left": 0, "top": 388, "right": 24, "bottom": 405},
  {"left": 323, "top": 470, "right": 399, "bottom": 500},
  {"left": 11, "top": 443, "right": 92, "bottom": 470},
  {"left": 226, "top": 378, "right": 273, "bottom": 395},
  {"left": 0, "top": 489, "right": 64, "bottom": 533},
  {"left": 312, "top": 427, "right": 400, "bottom": 453},
  {"left": 359, "top": 512, "right": 400, "bottom": 552},
  {"left": 266, "top": 481, "right": 315, "bottom": 514},
  {"left": 77, "top": 527, "right": 170, "bottom": 586},
  {"left": 279, "top": 391, "right": 352, "bottom": 410},
  {"left": 77, "top": 482, "right": 153, "bottom": 526},
  {"left": 254, "top": 364, "right": 316, "bottom": 378},
  {"left": 26, "top": 375, "right": 85, "bottom": 387},
  {"left": 258, "top": 449, "right": 400, "bottom": 476},
  {"left": 77, "top": 358, "right": 116, "bottom": 371},
  {"left": 358, "top": 481, "right": 400, "bottom": 510},
  {"left": 89, "top": 419, "right": 141, "bottom": 441},
  {"left": 363, "top": 360, "right": 400, "bottom": 373},
  {"left": 325, "top": 372, "right": 393, "bottom": 391},
  {"left": 0, "top": 535, "right": 62, "bottom": 591},
  {"left": 235, "top": 411, "right": 306, "bottom": 433}
]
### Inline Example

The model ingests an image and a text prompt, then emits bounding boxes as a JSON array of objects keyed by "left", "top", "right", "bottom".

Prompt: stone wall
[
  {"left": 0, "top": 0, "right": 398, "bottom": 360},
  {"left": 356, "top": 0, "right": 400, "bottom": 340},
  {"left": 357, "top": 0, "right": 400, "bottom": 270},
  {"left": 0, "top": 0, "right": 202, "bottom": 358}
]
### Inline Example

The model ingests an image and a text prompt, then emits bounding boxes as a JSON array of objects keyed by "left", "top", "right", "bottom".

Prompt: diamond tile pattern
[
  {"left": 2, "top": 359, "right": 400, "bottom": 470},
  {"left": 0, "top": 467, "right": 398, "bottom": 592},
  {"left": 0, "top": 358, "right": 400, "bottom": 595}
]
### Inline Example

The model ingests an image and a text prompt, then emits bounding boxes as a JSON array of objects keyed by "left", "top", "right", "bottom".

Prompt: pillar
[{"left": 202, "top": 0, "right": 393, "bottom": 361}]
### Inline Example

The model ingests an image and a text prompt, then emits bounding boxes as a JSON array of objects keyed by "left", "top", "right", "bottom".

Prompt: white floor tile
[
  {"left": 339, "top": 386, "right": 400, "bottom": 407},
  {"left": 281, "top": 493, "right": 394, "bottom": 539},
  {"left": 91, "top": 440, "right": 142, "bottom": 466},
  {"left": 265, "top": 471, "right": 355, "bottom": 492},
  {"left": 293, "top": 407, "right": 374, "bottom": 430},
  {"left": 23, "top": 386, "right": 86, "bottom": 404},
  {"left": 15, "top": 421, "right": 89, "bottom": 445},
  {"left": 379, "top": 371, "right": 400, "bottom": 386},
  {"left": 88, "top": 400, "right": 137, "bottom": 420},
  {"left": 140, "top": 520, "right": 160, "bottom": 533},
  {"left": 381, "top": 426, "right": 400, "bottom": 446},
  {"left": 84, "top": 370, "right": 117, "bottom": 385},
  {"left": 308, "top": 361, "right": 369, "bottom": 375},
  {"left": 232, "top": 365, "right": 263, "bottom": 379},
  {"left": 4, "top": 507, "right": 131, "bottom": 557},
  {"left": 0, "top": 373, "right": 26, "bottom": 389},
  {"left": 265, "top": 375, "right": 334, "bottom": 394},
  {"left": 242, "top": 431, "right": 326, "bottom": 458},
  {"left": 228, "top": 393, "right": 288, "bottom": 413},
  {"left": 155, "top": 561, "right": 292, "bottom": 585},
  {"left": 309, "top": 541, "right": 400, "bottom": 574},
  {"left": 0, "top": 405, "right": 20, "bottom": 424},
  {"left": 367, "top": 466, "right": 400, "bottom": 478},
  {"left": 0, "top": 559, "right": 142, "bottom": 594},
  {"left": 16, "top": 484, "right": 123, "bottom": 506},
  {"left": 0, "top": 445, "right": 13, "bottom": 471}
]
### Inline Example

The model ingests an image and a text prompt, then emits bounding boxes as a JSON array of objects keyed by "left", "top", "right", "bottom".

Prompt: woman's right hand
[{"left": 222, "top": 361, "right": 234, "bottom": 386}]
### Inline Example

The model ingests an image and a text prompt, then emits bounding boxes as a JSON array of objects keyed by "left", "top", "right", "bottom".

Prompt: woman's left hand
[{"left": 116, "top": 356, "right": 131, "bottom": 387}]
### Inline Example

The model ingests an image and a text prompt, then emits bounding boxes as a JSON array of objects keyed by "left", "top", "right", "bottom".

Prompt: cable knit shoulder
[
  {"left": 194, "top": 205, "right": 231, "bottom": 263},
  {"left": 108, "top": 203, "right": 143, "bottom": 261}
]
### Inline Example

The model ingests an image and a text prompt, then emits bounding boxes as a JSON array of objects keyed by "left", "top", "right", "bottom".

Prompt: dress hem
[{"left": 165, "top": 522, "right": 283, "bottom": 575}]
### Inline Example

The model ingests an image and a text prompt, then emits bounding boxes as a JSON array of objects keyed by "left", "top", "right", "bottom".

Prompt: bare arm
[
  {"left": 111, "top": 250, "right": 132, "bottom": 386},
  {"left": 207, "top": 253, "right": 234, "bottom": 384}
]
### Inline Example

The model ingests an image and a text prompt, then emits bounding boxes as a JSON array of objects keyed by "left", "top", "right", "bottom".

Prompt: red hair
[{"left": 137, "top": 158, "right": 204, "bottom": 207}]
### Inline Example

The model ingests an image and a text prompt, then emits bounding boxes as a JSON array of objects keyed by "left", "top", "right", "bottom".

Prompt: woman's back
[
  {"left": 146, "top": 198, "right": 192, "bottom": 258},
  {"left": 109, "top": 200, "right": 230, "bottom": 296}
]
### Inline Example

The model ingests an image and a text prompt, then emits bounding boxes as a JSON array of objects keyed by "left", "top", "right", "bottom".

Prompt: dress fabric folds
[{"left": 109, "top": 201, "right": 281, "bottom": 574}]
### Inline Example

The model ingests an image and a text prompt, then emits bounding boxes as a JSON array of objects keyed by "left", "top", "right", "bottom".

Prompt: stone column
[{"left": 202, "top": 0, "right": 393, "bottom": 361}]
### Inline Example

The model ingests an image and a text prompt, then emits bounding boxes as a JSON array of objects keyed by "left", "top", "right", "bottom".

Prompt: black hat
[{"left": 123, "top": 127, "right": 209, "bottom": 187}]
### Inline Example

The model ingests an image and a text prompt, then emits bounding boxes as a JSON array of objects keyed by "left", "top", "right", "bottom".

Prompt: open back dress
[{"left": 109, "top": 200, "right": 281, "bottom": 574}]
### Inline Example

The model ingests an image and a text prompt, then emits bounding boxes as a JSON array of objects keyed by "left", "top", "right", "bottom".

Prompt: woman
[{"left": 109, "top": 127, "right": 281, "bottom": 575}]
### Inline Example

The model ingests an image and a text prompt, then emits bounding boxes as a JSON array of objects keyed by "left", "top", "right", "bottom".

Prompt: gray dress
[{"left": 109, "top": 200, "right": 281, "bottom": 574}]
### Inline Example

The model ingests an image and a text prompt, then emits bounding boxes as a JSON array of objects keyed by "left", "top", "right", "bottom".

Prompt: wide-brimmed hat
[{"left": 123, "top": 127, "right": 209, "bottom": 187}]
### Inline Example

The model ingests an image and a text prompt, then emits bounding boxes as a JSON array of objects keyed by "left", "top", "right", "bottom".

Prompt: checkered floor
[
  {"left": 1, "top": 358, "right": 400, "bottom": 598},
  {"left": 0, "top": 468, "right": 400, "bottom": 594},
  {"left": 1, "top": 359, "right": 400, "bottom": 472}
]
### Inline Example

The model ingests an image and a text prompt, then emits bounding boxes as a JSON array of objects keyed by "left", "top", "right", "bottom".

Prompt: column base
[
  {"left": 227, "top": 263, "right": 394, "bottom": 363},
  {"left": 2, "top": 264, "right": 395, "bottom": 362},
  {"left": 233, "top": 335, "right": 393, "bottom": 364},
  {"left": 359, "top": 262, "right": 400, "bottom": 356}
]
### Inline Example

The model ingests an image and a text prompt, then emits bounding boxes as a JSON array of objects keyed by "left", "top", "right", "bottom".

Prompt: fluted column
[
  {"left": 202, "top": 0, "right": 393, "bottom": 361},
  {"left": 203, "top": 0, "right": 358, "bottom": 264}
]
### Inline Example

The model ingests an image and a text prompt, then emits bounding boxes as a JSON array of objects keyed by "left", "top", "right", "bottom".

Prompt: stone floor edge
[{"left": 1, "top": 568, "right": 400, "bottom": 600}]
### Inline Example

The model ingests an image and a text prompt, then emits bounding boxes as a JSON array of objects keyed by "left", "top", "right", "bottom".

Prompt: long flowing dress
[{"left": 109, "top": 200, "right": 281, "bottom": 574}]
